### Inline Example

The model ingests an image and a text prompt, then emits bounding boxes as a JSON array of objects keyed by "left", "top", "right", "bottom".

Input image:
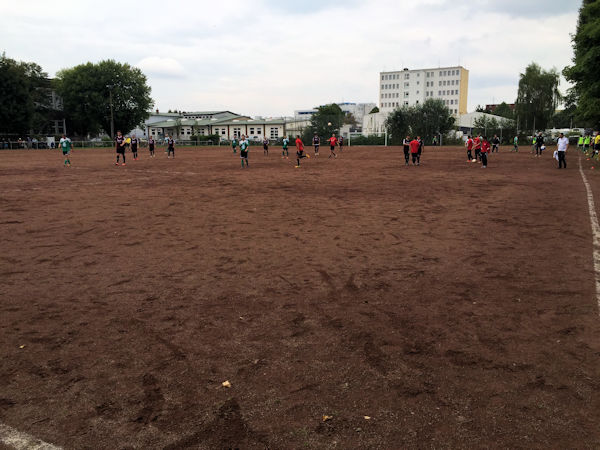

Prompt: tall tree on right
[
  {"left": 515, "top": 63, "right": 561, "bottom": 132},
  {"left": 563, "top": 0, "right": 600, "bottom": 127}
]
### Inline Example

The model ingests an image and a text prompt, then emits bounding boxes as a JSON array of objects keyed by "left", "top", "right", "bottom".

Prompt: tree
[
  {"left": 491, "top": 102, "right": 514, "bottom": 120},
  {"left": 563, "top": 0, "right": 600, "bottom": 126},
  {"left": 0, "top": 53, "right": 48, "bottom": 135},
  {"left": 55, "top": 60, "right": 153, "bottom": 136},
  {"left": 385, "top": 99, "right": 455, "bottom": 144},
  {"left": 515, "top": 63, "right": 561, "bottom": 132},
  {"left": 307, "top": 103, "right": 345, "bottom": 139},
  {"left": 384, "top": 108, "right": 409, "bottom": 144},
  {"left": 369, "top": 106, "right": 380, "bottom": 114},
  {"left": 472, "top": 115, "right": 516, "bottom": 143},
  {"left": 344, "top": 112, "right": 359, "bottom": 127}
]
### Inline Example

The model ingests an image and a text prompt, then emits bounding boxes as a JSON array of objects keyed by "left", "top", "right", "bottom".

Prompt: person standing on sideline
[
  {"left": 115, "top": 130, "right": 126, "bottom": 165},
  {"left": 535, "top": 132, "right": 544, "bottom": 157},
  {"left": 263, "top": 137, "right": 269, "bottom": 156},
  {"left": 403, "top": 135, "right": 411, "bottom": 166},
  {"left": 556, "top": 132, "right": 568, "bottom": 169},
  {"left": 409, "top": 136, "right": 420, "bottom": 165},
  {"left": 166, "top": 134, "right": 175, "bottom": 158},
  {"left": 473, "top": 134, "right": 482, "bottom": 162},
  {"left": 578, "top": 135, "right": 584, "bottom": 151},
  {"left": 513, "top": 135, "right": 519, "bottom": 152},
  {"left": 232, "top": 136, "right": 238, "bottom": 154},
  {"left": 328, "top": 134, "right": 338, "bottom": 159},
  {"left": 148, "top": 136, "right": 155, "bottom": 157},
  {"left": 594, "top": 133, "right": 600, "bottom": 158},
  {"left": 492, "top": 134, "right": 500, "bottom": 153},
  {"left": 282, "top": 135, "right": 289, "bottom": 159},
  {"left": 481, "top": 136, "right": 491, "bottom": 168},
  {"left": 313, "top": 133, "right": 320, "bottom": 157},
  {"left": 466, "top": 135, "right": 474, "bottom": 162},
  {"left": 59, "top": 134, "right": 73, "bottom": 167},
  {"left": 584, "top": 134, "right": 591, "bottom": 154},
  {"left": 240, "top": 134, "right": 249, "bottom": 168},
  {"left": 295, "top": 135, "right": 308, "bottom": 167}
]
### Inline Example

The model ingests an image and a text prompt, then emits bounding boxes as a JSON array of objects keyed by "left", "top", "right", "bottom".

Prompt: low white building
[{"left": 362, "top": 111, "right": 388, "bottom": 135}]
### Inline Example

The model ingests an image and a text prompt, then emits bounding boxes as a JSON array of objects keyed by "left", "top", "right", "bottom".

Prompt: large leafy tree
[
  {"left": 306, "top": 103, "right": 345, "bottom": 140},
  {"left": 491, "top": 102, "right": 514, "bottom": 120},
  {"left": 515, "top": 63, "right": 561, "bottom": 132},
  {"left": 563, "top": 0, "right": 600, "bottom": 126},
  {"left": 0, "top": 53, "right": 48, "bottom": 135},
  {"left": 385, "top": 99, "right": 455, "bottom": 144},
  {"left": 55, "top": 60, "right": 153, "bottom": 136}
]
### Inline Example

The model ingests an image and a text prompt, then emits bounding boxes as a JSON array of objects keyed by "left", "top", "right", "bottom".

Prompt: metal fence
[{"left": 0, "top": 140, "right": 216, "bottom": 150}]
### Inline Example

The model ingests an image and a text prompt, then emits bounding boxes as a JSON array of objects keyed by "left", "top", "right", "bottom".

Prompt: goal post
[{"left": 347, "top": 131, "right": 388, "bottom": 147}]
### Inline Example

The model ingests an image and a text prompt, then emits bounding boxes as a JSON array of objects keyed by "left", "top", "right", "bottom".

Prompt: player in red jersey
[
  {"left": 480, "top": 136, "right": 490, "bottom": 168},
  {"left": 465, "top": 135, "right": 474, "bottom": 162},
  {"left": 409, "top": 137, "right": 420, "bottom": 166},
  {"left": 295, "top": 135, "right": 309, "bottom": 167},
  {"left": 473, "top": 134, "right": 482, "bottom": 162},
  {"left": 328, "top": 134, "right": 338, "bottom": 159}
]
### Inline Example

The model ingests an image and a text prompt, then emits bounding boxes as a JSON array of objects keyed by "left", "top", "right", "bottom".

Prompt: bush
[{"left": 191, "top": 133, "right": 219, "bottom": 145}]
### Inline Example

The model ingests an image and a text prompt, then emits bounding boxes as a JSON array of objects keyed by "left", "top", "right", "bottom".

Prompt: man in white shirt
[{"left": 557, "top": 132, "right": 568, "bottom": 169}]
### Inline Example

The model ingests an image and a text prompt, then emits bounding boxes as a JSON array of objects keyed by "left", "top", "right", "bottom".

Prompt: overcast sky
[{"left": 2, "top": 0, "right": 581, "bottom": 117}]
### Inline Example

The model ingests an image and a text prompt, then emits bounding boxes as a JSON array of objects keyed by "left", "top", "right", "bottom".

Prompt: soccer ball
[{"left": 327, "top": 122, "right": 332, "bottom": 126}]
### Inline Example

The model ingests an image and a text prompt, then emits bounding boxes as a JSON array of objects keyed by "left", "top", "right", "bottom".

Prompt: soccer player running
[
  {"left": 328, "top": 133, "right": 338, "bottom": 159},
  {"left": 338, "top": 136, "right": 344, "bottom": 152},
  {"left": 492, "top": 134, "right": 500, "bottom": 153},
  {"left": 409, "top": 136, "right": 420, "bottom": 165},
  {"left": 131, "top": 135, "right": 139, "bottom": 160},
  {"left": 232, "top": 136, "right": 238, "bottom": 154},
  {"left": 166, "top": 134, "right": 175, "bottom": 158},
  {"left": 466, "top": 135, "right": 474, "bottom": 162},
  {"left": 115, "top": 130, "right": 126, "bottom": 165},
  {"left": 556, "top": 132, "right": 568, "bottom": 169},
  {"left": 148, "top": 136, "right": 155, "bottom": 157},
  {"left": 403, "top": 135, "right": 411, "bottom": 165},
  {"left": 473, "top": 134, "right": 482, "bottom": 162},
  {"left": 240, "top": 134, "right": 249, "bottom": 168},
  {"left": 313, "top": 133, "right": 320, "bottom": 157},
  {"left": 59, "top": 134, "right": 73, "bottom": 167},
  {"left": 481, "top": 136, "right": 490, "bottom": 168},
  {"left": 295, "top": 135, "right": 308, "bottom": 168},
  {"left": 513, "top": 135, "right": 519, "bottom": 152},
  {"left": 263, "top": 137, "right": 269, "bottom": 156},
  {"left": 282, "top": 135, "right": 290, "bottom": 159}
]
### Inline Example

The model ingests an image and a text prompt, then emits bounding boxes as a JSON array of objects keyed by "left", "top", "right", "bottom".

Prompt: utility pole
[{"left": 107, "top": 84, "right": 115, "bottom": 138}]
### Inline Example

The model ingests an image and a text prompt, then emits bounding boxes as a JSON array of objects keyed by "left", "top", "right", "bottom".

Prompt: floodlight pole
[{"left": 107, "top": 84, "right": 115, "bottom": 138}]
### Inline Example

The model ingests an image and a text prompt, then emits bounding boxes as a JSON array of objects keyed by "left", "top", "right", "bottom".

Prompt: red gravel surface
[{"left": 1, "top": 145, "right": 599, "bottom": 449}]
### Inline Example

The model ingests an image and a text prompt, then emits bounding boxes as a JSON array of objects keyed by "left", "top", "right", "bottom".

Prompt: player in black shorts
[
  {"left": 148, "top": 136, "right": 155, "bottom": 157},
  {"left": 491, "top": 135, "right": 500, "bottom": 153},
  {"left": 131, "top": 135, "right": 139, "bottom": 160},
  {"left": 402, "top": 135, "right": 410, "bottom": 166},
  {"left": 338, "top": 136, "right": 344, "bottom": 152},
  {"left": 115, "top": 130, "right": 126, "bottom": 166},
  {"left": 166, "top": 135, "right": 175, "bottom": 158},
  {"left": 313, "top": 133, "right": 320, "bottom": 157},
  {"left": 263, "top": 137, "right": 269, "bottom": 156}
]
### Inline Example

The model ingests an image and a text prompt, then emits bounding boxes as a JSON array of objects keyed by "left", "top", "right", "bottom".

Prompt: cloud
[{"left": 136, "top": 57, "right": 186, "bottom": 79}]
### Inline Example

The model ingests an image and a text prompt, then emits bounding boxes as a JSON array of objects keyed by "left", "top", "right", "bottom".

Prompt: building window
[
  {"left": 270, "top": 128, "right": 279, "bottom": 138},
  {"left": 404, "top": 82, "right": 409, "bottom": 87},
  {"left": 250, "top": 127, "right": 254, "bottom": 134},
  {"left": 222, "top": 130, "right": 226, "bottom": 135},
  {"left": 256, "top": 129, "right": 261, "bottom": 134},
  {"left": 404, "top": 73, "right": 409, "bottom": 79},
  {"left": 439, "top": 81, "right": 442, "bottom": 86},
  {"left": 417, "top": 81, "right": 420, "bottom": 85},
  {"left": 404, "top": 101, "right": 409, "bottom": 106},
  {"left": 404, "top": 92, "right": 409, "bottom": 98}
]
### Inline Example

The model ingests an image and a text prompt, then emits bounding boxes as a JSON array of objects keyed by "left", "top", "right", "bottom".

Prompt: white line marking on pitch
[
  {"left": 578, "top": 156, "right": 600, "bottom": 313},
  {"left": 0, "top": 422, "right": 62, "bottom": 449}
]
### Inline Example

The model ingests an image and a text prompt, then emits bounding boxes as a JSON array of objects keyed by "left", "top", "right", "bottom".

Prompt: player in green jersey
[
  {"left": 239, "top": 135, "right": 249, "bottom": 168},
  {"left": 232, "top": 137, "right": 238, "bottom": 154},
  {"left": 282, "top": 136, "right": 289, "bottom": 159},
  {"left": 59, "top": 134, "right": 73, "bottom": 167}
]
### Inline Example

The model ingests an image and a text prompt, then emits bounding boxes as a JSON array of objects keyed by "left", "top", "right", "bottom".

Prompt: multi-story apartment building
[{"left": 379, "top": 66, "right": 469, "bottom": 115}]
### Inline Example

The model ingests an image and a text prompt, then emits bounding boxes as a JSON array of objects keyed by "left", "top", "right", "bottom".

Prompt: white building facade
[{"left": 379, "top": 66, "right": 469, "bottom": 116}]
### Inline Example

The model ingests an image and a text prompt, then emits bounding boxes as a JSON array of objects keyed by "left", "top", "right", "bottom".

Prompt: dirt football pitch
[{"left": 1, "top": 144, "right": 599, "bottom": 449}]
